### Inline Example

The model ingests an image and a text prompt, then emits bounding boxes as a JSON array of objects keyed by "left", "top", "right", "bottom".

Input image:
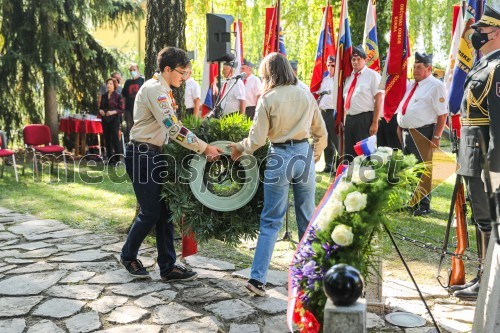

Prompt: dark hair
[
  {"left": 106, "top": 77, "right": 118, "bottom": 90},
  {"left": 157, "top": 47, "right": 191, "bottom": 72},
  {"left": 260, "top": 53, "right": 297, "bottom": 93}
]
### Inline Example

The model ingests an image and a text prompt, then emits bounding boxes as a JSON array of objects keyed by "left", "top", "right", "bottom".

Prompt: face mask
[
  {"left": 471, "top": 30, "right": 495, "bottom": 50},
  {"left": 130, "top": 71, "right": 138, "bottom": 77}
]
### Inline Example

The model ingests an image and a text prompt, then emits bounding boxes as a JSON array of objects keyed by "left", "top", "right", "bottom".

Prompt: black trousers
[
  {"left": 377, "top": 116, "right": 402, "bottom": 150},
  {"left": 463, "top": 176, "right": 491, "bottom": 232},
  {"left": 344, "top": 111, "right": 373, "bottom": 162},
  {"left": 102, "top": 115, "right": 122, "bottom": 163},
  {"left": 402, "top": 124, "right": 435, "bottom": 209},
  {"left": 321, "top": 109, "right": 338, "bottom": 167},
  {"left": 245, "top": 106, "right": 256, "bottom": 120},
  {"left": 124, "top": 110, "right": 134, "bottom": 142}
]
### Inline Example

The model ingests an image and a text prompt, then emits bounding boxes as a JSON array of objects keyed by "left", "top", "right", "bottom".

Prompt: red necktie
[
  {"left": 345, "top": 72, "right": 360, "bottom": 110},
  {"left": 220, "top": 82, "right": 227, "bottom": 98},
  {"left": 401, "top": 82, "right": 418, "bottom": 115}
]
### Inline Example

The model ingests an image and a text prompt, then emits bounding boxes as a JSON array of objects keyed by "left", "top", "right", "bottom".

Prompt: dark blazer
[{"left": 457, "top": 50, "right": 500, "bottom": 177}]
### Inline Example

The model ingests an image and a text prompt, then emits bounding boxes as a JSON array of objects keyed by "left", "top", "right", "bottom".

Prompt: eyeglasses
[{"left": 173, "top": 68, "right": 189, "bottom": 78}]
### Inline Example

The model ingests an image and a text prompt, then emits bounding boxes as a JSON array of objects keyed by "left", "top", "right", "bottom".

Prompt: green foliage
[
  {"left": 292, "top": 148, "right": 424, "bottom": 325},
  {"left": 161, "top": 113, "right": 268, "bottom": 246},
  {"left": 0, "top": 0, "right": 143, "bottom": 138}
]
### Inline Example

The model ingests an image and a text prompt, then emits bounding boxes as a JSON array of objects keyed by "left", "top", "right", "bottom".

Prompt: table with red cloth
[{"left": 59, "top": 118, "right": 103, "bottom": 156}]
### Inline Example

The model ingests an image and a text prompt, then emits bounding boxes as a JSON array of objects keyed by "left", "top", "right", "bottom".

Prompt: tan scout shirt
[
  {"left": 130, "top": 74, "right": 208, "bottom": 154},
  {"left": 235, "top": 85, "right": 327, "bottom": 161}
]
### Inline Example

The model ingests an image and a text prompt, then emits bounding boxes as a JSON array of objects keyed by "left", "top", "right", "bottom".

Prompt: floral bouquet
[{"left": 289, "top": 146, "right": 423, "bottom": 333}]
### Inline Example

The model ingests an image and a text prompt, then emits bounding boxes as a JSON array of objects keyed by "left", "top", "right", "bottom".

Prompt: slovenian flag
[
  {"left": 309, "top": 1, "right": 336, "bottom": 96},
  {"left": 332, "top": 0, "right": 353, "bottom": 132},
  {"left": 362, "top": 0, "right": 380, "bottom": 73},
  {"left": 201, "top": 60, "right": 218, "bottom": 117}
]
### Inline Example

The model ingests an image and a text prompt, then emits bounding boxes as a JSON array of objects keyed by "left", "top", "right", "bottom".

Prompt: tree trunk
[
  {"left": 145, "top": 0, "right": 187, "bottom": 78},
  {"left": 40, "top": 7, "right": 59, "bottom": 144}
]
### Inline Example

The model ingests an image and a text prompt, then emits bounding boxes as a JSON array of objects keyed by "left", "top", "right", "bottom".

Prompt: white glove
[{"left": 481, "top": 170, "right": 500, "bottom": 192}]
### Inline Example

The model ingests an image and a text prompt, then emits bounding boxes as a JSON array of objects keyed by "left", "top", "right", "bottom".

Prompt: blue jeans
[
  {"left": 121, "top": 144, "right": 176, "bottom": 275},
  {"left": 250, "top": 142, "right": 316, "bottom": 284}
]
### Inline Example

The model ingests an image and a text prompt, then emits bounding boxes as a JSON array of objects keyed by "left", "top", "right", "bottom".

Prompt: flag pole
[{"left": 276, "top": 0, "right": 281, "bottom": 52}]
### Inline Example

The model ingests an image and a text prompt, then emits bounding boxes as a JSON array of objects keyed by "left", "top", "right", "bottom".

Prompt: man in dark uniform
[{"left": 453, "top": 4, "right": 500, "bottom": 300}]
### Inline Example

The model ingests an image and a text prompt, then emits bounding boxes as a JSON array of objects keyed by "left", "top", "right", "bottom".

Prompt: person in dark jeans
[
  {"left": 120, "top": 46, "right": 222, "bottom": 281},
  {"left": 99, "top": 77, "right": 124, "bottom": 166}
]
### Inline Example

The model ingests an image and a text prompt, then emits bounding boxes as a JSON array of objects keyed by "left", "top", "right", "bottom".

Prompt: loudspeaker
[{"left": 206, "top": 13, "right": 235, "bottom": 62}]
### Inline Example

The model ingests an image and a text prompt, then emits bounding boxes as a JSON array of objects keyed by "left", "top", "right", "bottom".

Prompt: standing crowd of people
[{"left": 113, "top": 5, "right": 500, "bottom": 304}]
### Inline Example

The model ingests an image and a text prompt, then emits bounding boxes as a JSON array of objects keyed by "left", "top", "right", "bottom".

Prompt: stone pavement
[{"left": 0, "top": 207, "right": 476, "bottom": 333}]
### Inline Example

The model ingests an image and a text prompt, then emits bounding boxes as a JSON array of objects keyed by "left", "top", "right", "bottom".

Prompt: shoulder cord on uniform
[{"left": 467, "top": 63, "right": 500, "bottom": 117}]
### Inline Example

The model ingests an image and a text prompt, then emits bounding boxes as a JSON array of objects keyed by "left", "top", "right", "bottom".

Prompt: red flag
[
  {"left": 382, "top": 0, "right": 410, "bottom": 122},
  {"left": 263, "top": 1, "right": 286, "bottom": 57},
  {"left": 201, "top": 62, "right": 219, "bottom": 117},
  {"left": 181, "top": 217, "right": 198, "bottom": 258},
  {"left": 309, "top": 3, "right": 336, "bottom": 95}
]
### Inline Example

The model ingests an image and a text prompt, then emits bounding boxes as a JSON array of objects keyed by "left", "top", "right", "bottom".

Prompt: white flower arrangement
[
  {"left": 331, "top": 224, "right": 354, "bottom": 246},
  {"left": 331, "top": 180, "right": 354, "bottom": 202},
  {"left": 316, "top": 198, "right": 344, "bottom": 231},
  {"left": 351, "top": 166, "right": 376, "bottom": 184},
  {"left": 344, "top": 191, "right": 368, "bottom": 212}
]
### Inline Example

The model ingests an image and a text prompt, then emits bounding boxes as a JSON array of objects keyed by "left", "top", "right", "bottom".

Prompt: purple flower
[{"left": 322, "top": 242, "right": 340, "bottom": 260}]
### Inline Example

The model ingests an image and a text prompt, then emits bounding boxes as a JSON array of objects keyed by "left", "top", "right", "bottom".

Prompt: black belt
[
  {"left": 128, "top": 140, "right": 161, "bottom": 152},
  {"left": 402, "top": 123, "right": 434, "bottom": 132},
  {"left": 272, "top": 138, "right": 309, "bottom": 148},
  {"left": 321, "top": 108, "right": 335, "bottom": 112}
]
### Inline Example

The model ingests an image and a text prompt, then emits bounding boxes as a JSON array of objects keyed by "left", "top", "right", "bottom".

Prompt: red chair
[
  {"left": 23, "top": 124, "right": 67, "bottom": 177},
  {"left": 0, "top": 134, "right": 18, "bottom": 182}
]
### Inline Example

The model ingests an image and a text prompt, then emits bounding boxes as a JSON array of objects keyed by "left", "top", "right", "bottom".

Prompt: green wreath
[{"left": 161, "top": 113, "right": 269, "bottom": 246}]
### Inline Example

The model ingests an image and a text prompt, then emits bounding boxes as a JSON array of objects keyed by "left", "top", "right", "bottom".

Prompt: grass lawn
[{"left": 0, "top": 143, "right": 479, "bottom": 288}]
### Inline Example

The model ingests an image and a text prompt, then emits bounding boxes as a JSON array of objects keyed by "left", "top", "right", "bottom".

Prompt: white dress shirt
[
  {"left": 343, "top": 66, "right": 383, "bottom": 115},
  {"left": 244, "top": 74, "right": 261, "bottom": 107},
  {"left": 184, "top": 77, "right": 201, "bottom": 109},
  {"left": 221, "top": 79, "right": 246, "bottom": 115},
  {"left": 396, "top": 75, "right": 447, "bottom": 129},
  {"left": 318, "top": 75, "right": 335, "bottom": 110},
  {"left": 297, "top": 79, "right": 309, "bottom": 90}
]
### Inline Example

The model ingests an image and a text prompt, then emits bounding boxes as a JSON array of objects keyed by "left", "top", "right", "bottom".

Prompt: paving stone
[
  {"left": 49, "top": 249, "right": 113, "bottom": 262},
  {"left": 194, "top": 267, "right": 230, "bottom": 280},
  {"left": 87, "top": 269, "right": 138, "bottom": 284},
  {"left": 4, "top": 258, "right": 35, "bottom": 264},
  {"left": 100, "top": 242, "right": 126, "bottom": 252},
  {"left": 0, "top": 264, "right": 17, "bottom": 273},
  {"left": 6, "top": 261, "right": 57, "bottom": 274},
  {"left": 59, "top": 234, "right": 120, "bottom": 247},
  {"left": 151, "top": 302, "right": 202, "bottom": 325},
  {"left": 242, "top": 288, "right": 287, "bottom": 314},
  {"left": 88, "top": 296, "right": 128, "bottom": 314},
  {"left": 436, "top": 318, "right": 472, "bottom": 333},
  {"left": 15, "top": 248, "right": 60, "bottom": 259},
  {"left": 107, "top": 281, "right": 170, "bottom": 297},
  {"left": 0, "top": 274, "right": 4, "bottom": 279},
  {"left": 134, "top": 289, "right": 178, "bottom": 308},
  {"left": 433, "top": 303, "right": 475, "bottom": 324},
  {"left": 0, "top": 224, "right": 4, "bottom": 231},
  {"left": 209, "top": 278, "right": 248, "bottom": 297},
  {"left": 27, "top": 320, "right": 65, "bottom": 333},
  {"left": 385, "top": 297, "right": 431, "bottom": 317},
  {"left": 3, "top": 241, "right": 54, "bottom": 251},
  {"left": 182, "top": 286, "right": 232, "bottom": 304},
  {"left": 204, "top": 299, "right": 257, "bottom": 321},
  {"left": 7, "top": 219, "right": 68, "bottom": 236},
  {"left": 47, "top": 284, "right": 104, "bottom": 300},
  {"left": 0, "top": 207, "right": 12, "bottom": 214},
  {"left": 367, "top": 312, "right": 386, "bottom": 329},
  {"left": 56, "top": 243, "right": 101, "bottom": 252},
  {"left": 229, "top": 323, "right": 260, "bottom": 333},
  {"left": 0, "top": 296, "right": 44, "bottom": 316},
  {"left": 185, "top": 255, "right": 236, "bottom": 271},
  {"left": 405, "top": 328, "right": 438, "bottom": 333},
  {"left": 170, "top": 280, "right": 203, "bottom": 290},
  {"left": 59, "top": 261, "right": 120, "bottom": 273},
  {"left": 232, "top": 268, "right": 288, "bottom": 286},
  {"left": 25, "top": 228, "right": 90, "bottom": 241},
  {"left": 0, "top": 271, "right": 66, "bottom": 295},
  {"left": 107, "top": 305, "right": 149, "bottom": 324},
  {"left": 262, "top": 314, "right": 288, "bottom": 333},
  {"left": 0, "top": 249, "right": 21, "bottom": 258},
  {"left": 60, "top": 271, "right": 96, "bottom": 283},
  {"left": 0, "top": 239, "right": 19, "bottom": 248},
  {"left": 383, "top": 279, "right": 448, "bottom": 300},
  {"left": 166, "top": 316, "right": 220, "bottom": 333},
  {"left": 0, "top": 232, "right": 18, "bottom": 240},
  {"left": 0, "top": 318, "right": 26, "bottom": 333},
  {"left": 64, "top": 311, "right": 101, "bottom": 333},
  {"left": 94, "top": 325, "right": 161, "bottom": 333},
  {"left": 33, "top": 298, "right": 86, "bottom": 319}
]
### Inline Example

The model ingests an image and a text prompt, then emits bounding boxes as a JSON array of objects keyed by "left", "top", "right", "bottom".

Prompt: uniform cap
[
  {"left": 242, "top": 58, "right": 255, "bottom": 67},
  {"left": 414, "top": 52, "right": 433, "bottom": 64},
  {"left": 327, "top": 55, "right": 335, "bottom": 63},
  {"left": 471, "top": 4, "right": 500, "bottom": 28},
  {"left": 352, "top": 45, "right": 367, "bottom": 59}
]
